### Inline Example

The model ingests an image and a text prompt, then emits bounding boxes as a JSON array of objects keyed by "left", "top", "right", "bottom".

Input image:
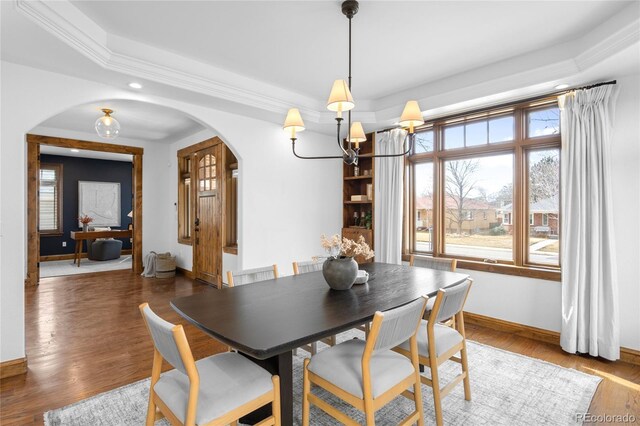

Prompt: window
[
  {"left": 407, "top": 98, "right": 561, "bottom": 277},
  {"left": 444, "top": 153, "right": 513, "bottom": 261},
  {"left": 178, "top": 156, "right": 192, "bottom": 244},
  {"left": 39, "top": 163, "right": 63, "bottom": 235},
  {"left": 413, "top": 161, "right": 434, "bottom": 252},
  {"left": 527, "top": 148, "right": 560, "bottom": 266}
]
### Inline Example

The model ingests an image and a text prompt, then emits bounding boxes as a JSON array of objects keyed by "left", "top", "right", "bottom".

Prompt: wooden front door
[{"left": 194, "top": 146, "right": 221, "bottom": 285}]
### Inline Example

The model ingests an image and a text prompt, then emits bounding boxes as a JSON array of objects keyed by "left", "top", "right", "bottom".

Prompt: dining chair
[
  {"left": 409, "top": 254, "right": 457, "bottom": 271},
  {"left": 394, "top": 278, "right": 473, "bottom": 426},
  {"left": 139, "top": 303, "right": 281, "bottom": 426},
  {"left": 409, "top": 254, "right": 458, "bottom": 327},
  {"left": 292, "top": 258, "right": 335, "bottom": 355},
  {"left": 227, "top": 264, "right": 278, "bottom": 287},
  {"left": 302, "top": 297, "right": 428, "bottom": 426},
  {"left": 292, "top": 258, "right": 323, "bottom": 275}
]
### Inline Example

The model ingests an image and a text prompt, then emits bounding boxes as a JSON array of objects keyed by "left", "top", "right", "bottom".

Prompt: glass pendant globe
[{"left": 95, "top": 111, "right": 120, "bottom": 139}]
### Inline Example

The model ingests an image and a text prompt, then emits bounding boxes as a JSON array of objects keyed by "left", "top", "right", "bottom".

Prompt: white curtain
[
  {"left": 374, "top": 129, "right": 407, "bottom": 264},
  {"left": 559, "top": 85, "right": 620, "bottom": 361}
]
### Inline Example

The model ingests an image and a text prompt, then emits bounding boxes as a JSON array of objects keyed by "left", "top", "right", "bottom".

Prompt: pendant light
[
  {"left": 283, "top": 0, "right": 424, "bottom": 164},
  {"left": 95, "top": 108, "right": 120, "bottom": 139}
]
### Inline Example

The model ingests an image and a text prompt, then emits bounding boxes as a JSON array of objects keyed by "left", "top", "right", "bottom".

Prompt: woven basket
[{"left": 156, "top": 253, "right": 176, "bottom": 278}]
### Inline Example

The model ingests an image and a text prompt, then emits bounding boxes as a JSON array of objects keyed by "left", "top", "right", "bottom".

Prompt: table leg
[
  {"left": 240, "top": 350, "right": 293, "bottom": 426},
  {"left": 77, "top": 239, "right": 83, "bottom": 267},
  {"left": 73, "top": 240, "right": 79, "bottom": 265}
]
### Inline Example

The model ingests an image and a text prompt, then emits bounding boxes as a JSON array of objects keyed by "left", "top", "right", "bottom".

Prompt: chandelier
[
  {"left": 95, "top": 108, "right": 120, "bottom": 139},
  {"left": 283, "top": 0, "right": 424, "bottom": 165}
]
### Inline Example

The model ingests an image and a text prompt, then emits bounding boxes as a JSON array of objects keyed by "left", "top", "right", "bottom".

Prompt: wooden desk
[
  {"left": 70, "top": 230, "right": 132, "bottom": 267},
  {"left": 171, "top": 262, "right": 469, "bottom": 425}
]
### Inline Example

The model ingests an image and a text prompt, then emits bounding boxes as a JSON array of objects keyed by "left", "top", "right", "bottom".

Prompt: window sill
[
  {"left": 402, "top": 254, "right": 560, "bottom": 281},
  {"left": 40, "top": 232, "right": 63, "bottom": 237},
  {"left": 223, "top": 245, "right": 238, "bottom": 255}
]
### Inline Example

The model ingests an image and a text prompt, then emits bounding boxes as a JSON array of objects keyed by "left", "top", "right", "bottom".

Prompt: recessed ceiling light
[
  {"left": 555, "top": 84, "right": 569, "bottom": 90},
  {"left": 128, "top": 82, "right": 143, "bottom": 89},
  {"left": 70, "top": 149, "right": 80, "bottom": 153}
]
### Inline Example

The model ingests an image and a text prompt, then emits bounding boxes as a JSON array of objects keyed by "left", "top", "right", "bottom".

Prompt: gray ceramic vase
[{"left": 322, "top": 256, "right": 358, "bottom": 290}]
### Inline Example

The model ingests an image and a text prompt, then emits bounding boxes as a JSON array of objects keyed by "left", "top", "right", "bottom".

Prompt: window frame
[
  {"left": 404, "top": 97, "right": 561, "bottom": 281},
  {"left": 39, "top": 163, "right": 63, "bottom": 236}
]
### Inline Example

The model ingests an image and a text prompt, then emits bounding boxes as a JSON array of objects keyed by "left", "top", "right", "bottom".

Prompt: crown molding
[
  {"left": 15, "top": 0, "right": 324, "bottom": 121},
  {"left": 15, "top": 0, "right": 639, "bottom": 129}
]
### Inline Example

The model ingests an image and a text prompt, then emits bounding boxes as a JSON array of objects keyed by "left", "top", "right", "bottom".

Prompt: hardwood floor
[{"left": 1, "top": 269, "right": 638, "bottom": 425}]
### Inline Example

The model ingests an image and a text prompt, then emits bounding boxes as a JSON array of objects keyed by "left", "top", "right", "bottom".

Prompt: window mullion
[
  {"left": 434, "top": 125, "right": 444, "bottom": 256},
  {"left": 513, "top": 108, "right": 526, "bottom": 267}
]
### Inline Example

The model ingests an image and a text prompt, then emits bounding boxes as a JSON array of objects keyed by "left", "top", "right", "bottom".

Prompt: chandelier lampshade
[
  {"left": 326, "top": 80, "right": 355, "bottom": 117},
  {"left": 347, "top": 121, "right": 367, "bottom": 147},
  {"left": 283, "top": 108, "right": 306, "bottom": 138},
  {"left": 95, "top": 108, "right": 120, "bottom": 139},
  {"left": 399, "top": 100, "right": 424, "bottom": 133}
]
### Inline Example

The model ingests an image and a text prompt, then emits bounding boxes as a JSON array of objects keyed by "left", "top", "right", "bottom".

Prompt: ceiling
[
  {"left": 69, "top": 0, "right": 632, "bottom": 100},
  {"left": 2, "top": 0, "right": 639, "bottom": 135},
  {"left": 37, "top": 100, "right": 206, "bottom": 143},
  {"left": 40, "top": 145, "right": 133, "bottom": 162}
]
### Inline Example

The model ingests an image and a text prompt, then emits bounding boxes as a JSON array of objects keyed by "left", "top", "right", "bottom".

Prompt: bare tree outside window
[{"left": 445, "top": 160, "right": 479, "bottom": 234}]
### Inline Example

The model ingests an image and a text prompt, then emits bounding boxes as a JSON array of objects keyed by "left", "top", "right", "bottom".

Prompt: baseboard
[
  {"left": 176, "top": 267, "right": 194, "bottom": 279},
  {"left": 464, "top": 311, "right": 640, "bottom": 366},
  {"left": 40, "top": 249, "right": 132, "bottom": 262},
  {"left": 0, "top": 357, "right": 27, "bottom": 379},
  {"left": 620, "top": 347, "right": 640, "bottom": 366}
]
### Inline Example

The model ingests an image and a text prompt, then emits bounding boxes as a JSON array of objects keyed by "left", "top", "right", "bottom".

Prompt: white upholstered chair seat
[
  {"left": 307, "top": 338, "right": 414, "bottom": 399},
  {"left": 398, "top": 320, "right": 463, "bottom": 358},
  {"left": 154, "top": 352, "right": 273, "bottom": 425}
]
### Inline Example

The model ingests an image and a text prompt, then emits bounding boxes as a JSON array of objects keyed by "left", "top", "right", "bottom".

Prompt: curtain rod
[{"left": 376, "top": 80, "right": 617, "bottom": 134}]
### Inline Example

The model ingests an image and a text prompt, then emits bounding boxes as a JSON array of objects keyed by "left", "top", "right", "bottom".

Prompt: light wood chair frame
[
  {"left": 393, "top": 278, "right": 473, "bottom": 426},
  {"left": 139, "top": 303, "right": 281, "bottom": 426},
  {"left": 409, "top": 254, "right": 458, "bottom": 328},
  {"left": 302, "top": 297, "right": 428, "bottom": 426},
  {"left": 227, "top": 264, "right": 279, "bottom": 288},
  {"left": 292, "top": 260, "right": 336, "bottom": 355}
]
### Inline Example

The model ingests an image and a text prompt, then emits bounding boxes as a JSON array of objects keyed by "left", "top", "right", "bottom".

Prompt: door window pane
[
  {"left": 489, "top": 116, "right": 515, "bottom": 143},
  {"left": 528, "top": 148, "right": 560, "bottom": 265},
  {"left": 444, "top": 153, "right": 513, "bottom": 261},
  {"left": 528, "top": 107, "right": 560, "bottom": 138},
  {"left": 444, "top": 125, "right": 464, "bottom": 150},
  {"left": 414, "top": 162, "right": 434, "bottom": 252}
]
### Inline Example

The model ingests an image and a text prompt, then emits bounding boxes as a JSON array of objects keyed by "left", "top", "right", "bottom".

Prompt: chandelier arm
[
  {"left": 292, "top": 140, "right": 345, "bottom": 160},
  {"left": 357, "top": 132, "right": 415, "bottom": 158},
  {"left": 335, "top": 118, "right": 349, "bottom": 155}
]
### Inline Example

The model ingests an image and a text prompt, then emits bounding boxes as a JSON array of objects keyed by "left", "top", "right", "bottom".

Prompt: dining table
[{"left": 171, "top": 262, "right": 469, "bottom": 426}]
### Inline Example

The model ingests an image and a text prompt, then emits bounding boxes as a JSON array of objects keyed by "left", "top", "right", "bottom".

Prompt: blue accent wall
[{"left": 39, "top": 154, "right": 133, "bottom": 256}]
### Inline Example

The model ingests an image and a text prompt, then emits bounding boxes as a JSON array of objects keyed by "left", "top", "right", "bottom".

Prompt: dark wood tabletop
[{"left": 171, "top": 262, "right": 469, "bottom": 359}]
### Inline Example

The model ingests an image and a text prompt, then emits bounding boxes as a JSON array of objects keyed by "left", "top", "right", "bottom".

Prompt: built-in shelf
[
  {"left": 344, "top": 175, "right": 373, "bottom": 180},
  {"left": 344, "top": 200, "right": 373, "bottom": 204}
]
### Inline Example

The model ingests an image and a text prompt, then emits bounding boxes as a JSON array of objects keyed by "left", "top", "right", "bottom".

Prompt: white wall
[
  {"left": 463, "top": 73, "right": 640, "bottom": 351},
  {"left": 0, "top": 62, "right": 342, "bottom": 362}
]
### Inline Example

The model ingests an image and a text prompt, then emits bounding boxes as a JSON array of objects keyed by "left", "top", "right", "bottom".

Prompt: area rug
[
  {"left": 40, "top": 256, "right": 132, "bottom": 278},
  {"left": 44, "top": 332, "right": 601, "bottom": 425}
]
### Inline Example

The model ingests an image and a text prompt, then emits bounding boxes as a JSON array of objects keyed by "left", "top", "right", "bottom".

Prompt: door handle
[{"left": 195, "top": 218, "right": 200, "bottom": 226}]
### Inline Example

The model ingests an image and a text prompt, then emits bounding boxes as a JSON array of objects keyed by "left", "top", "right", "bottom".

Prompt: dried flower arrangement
[
  {"left": 321, "top": 234, "right": 374, "bottom": 260},
  {"left": 78, "top": 214, "right": 94, "bottom": 225}
]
